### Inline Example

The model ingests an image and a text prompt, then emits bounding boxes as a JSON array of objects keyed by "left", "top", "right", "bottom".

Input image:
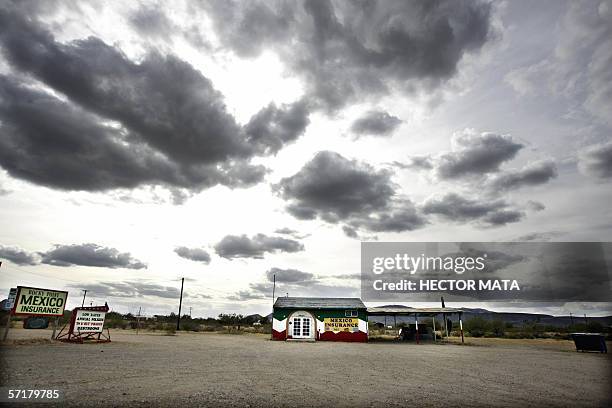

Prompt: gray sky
[{"left": 0, "top": 0, "right": 611, "bottom": 318}]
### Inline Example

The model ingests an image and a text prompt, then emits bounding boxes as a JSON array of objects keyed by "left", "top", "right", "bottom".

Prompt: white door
[{"left": 290, "top": 312, "right": 314, "bottom": 339}]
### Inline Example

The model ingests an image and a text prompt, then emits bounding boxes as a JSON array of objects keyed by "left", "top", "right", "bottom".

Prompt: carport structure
[{"left": 367, "top": 307, "right": 464, "bottom": 343}]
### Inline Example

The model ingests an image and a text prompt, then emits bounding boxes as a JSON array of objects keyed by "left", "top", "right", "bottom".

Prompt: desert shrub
[
  {"left": 586, "top": 321, "right": 604, "bottom": 333},
  {"left": 223, "top": 326, "right": 244, "bottom": 335},
  {"left": 179, "top": 321, "right": 200, "bottom": 332},
  {"left": 164, "top": 324, "right": 176, "bottom": 335},
  {"left": 490, "top": 319, "right": 505, "bottom": 337},
  {"left": 464, "top": 317, "right": 489, "bottom": 337}
]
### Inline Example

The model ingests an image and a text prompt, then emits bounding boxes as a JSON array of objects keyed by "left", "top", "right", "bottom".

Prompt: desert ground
[{"left": 1, "top": 328, "right": 610, "bottom": 407}]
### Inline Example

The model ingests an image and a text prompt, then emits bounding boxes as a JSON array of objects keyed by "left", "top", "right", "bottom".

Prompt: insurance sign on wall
[
  {"left": 324, "top": 317, "right": 359, "bottom": 333},
  {"left": 73, "top": 309, "right": 106, "bottom": 333},
  {"left": 12, "top": 286, "right": 68, "bottom": 316}
]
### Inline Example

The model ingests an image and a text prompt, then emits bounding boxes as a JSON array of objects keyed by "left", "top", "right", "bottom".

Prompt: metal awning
[
  {"left": 367, "top": 306, "right": 465, "bottom": 343},
  {"left": 367, "top": 307, "right": 462, "bottom": 315}
]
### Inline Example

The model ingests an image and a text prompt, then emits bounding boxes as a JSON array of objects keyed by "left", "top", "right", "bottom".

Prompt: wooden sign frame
[{"left": 56, "top": 304, "right": 111, "bottom": 343}]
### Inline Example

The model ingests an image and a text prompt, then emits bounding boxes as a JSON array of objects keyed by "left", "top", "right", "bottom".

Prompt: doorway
[{"left": 289, "top": 311, "right": 315, "bottom": 340}]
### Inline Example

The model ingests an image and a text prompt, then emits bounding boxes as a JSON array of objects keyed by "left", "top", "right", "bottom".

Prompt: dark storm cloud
[
  {"left": 70, "top": 281, "right": 183, "bottom": 299},
  {"left": 40, "top": 243, "right": 147, "bottom": 269},
  {"left": 525, "top": 200, "right": 546, "bottom": 212},
  {"left": 174, "top": 247, "right": 211, "bottom": 264},
  {"left": 276, "top": 151, "right": 394, "bottom": 221},
  {"left": 391, "top": 156, "right": 434, "bottom": 171},
  {"left": 422, "top": 193, "right": 524, "bottom": 226},
  {"left": 578, "top": 141, "right": 612, "bottom": 180},
  {"left": 265, "top": 267, "right": 315, "bottom": 286},
  {"left": 274, "top": 228, "right": 299, "bottom": 235},
  {"left": 214, "top": 234, "right": 304, "bottom": 259},
  {"left": 0, "top": 9, "right": 302, "bottom": 194},
  {"left": 351, "top": 204, "right": 426, "bottom": 233},
  {"left": 342, "top": 226, "right": 359, "bottom": 238},
  {"left": 350, "top": 110, "right": 402, "bottom": 138},
  {"left": 0, "top": 77, "right": 235, "bottom": 192},
  {"left": 227, "top": 290, "right": 267, "bottom": 301},
  {"left": 245, "top": 98, "right": 311, "bottom": 155},
  {"left": 276, "top": 151, "right": 426, "bottom": 233},
  {"left": 487, "top": 161, "right": 558, "bottom": 192},
  {"left": 128, "top": 3, "right": 210, "bottom": 48},
  {"left": 0, "top": 244, "right": 39, "bottom": 266},
  {"left": 436, "top": 131, "right": 524, "bottom": 179},
  {"left": 203, "top": 0, "right": 493, "bottom": 109},
  {"left": 128, "top": 5, "right": 174, "bottom": 38},
  {"left": 481, "top": 210, "right": 524, "bottom": 226},
  {"left": 0, "top": 12, "right": 246, "bottom": 164},
  {"left": 512, "top": 231, "right": 563, "bottom": 242},
  {"left": 273, "top": 228, "right": 310, "bottom": 240}
]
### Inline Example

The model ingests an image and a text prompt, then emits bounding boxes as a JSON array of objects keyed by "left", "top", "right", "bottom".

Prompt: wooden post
[
  {"left": 2, "top": 313, "right": 10, "bottom": 342},
  {"left": 459, "top": 312, "right": 464, "bottom": 344},
  {"left": 432, "top": 315, "right": 437, "bottom": 342},
  {"left": 415, "top": 314, "right": 419, "bottom": 344},
  {"left": 51, "top": 317, "right": 59, "bottom": 340},
  {"left": 136, "top": 306, "right": 141, "bottom": 335},
  {"left": 441, "top": 296, "right": 448, "bottom": 338},
  {"left": 271, "top": 274, "right": 276, "bottom": 340},
  {"left": 176, "top": 278, "right": 184, "bottom": 331},
  {"left": 394, "top": 315, "right": 397, "bottom": 338}
]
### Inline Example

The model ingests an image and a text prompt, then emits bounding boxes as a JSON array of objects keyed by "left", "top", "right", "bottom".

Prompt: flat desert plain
[{"left": 1, "top": 329, "right": 610, "bottom": 407}]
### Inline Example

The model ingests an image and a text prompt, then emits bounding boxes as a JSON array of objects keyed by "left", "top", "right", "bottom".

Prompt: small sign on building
[{"left": 324, "top": 317, "right": 360, "bottom": 333}]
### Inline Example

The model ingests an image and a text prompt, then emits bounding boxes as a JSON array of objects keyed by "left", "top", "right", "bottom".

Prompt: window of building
[{"left": 345, "top": 310, "right": 358, "bottom": 317}]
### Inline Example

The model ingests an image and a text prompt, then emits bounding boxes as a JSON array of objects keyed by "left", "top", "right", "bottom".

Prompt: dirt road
[{"left": 1, "top": 329, "right": 610, "bottom": 407}]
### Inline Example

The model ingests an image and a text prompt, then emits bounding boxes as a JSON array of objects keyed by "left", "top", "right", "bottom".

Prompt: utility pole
[
  {"left": 0, "top": 262, "right": 9, "bottom": 342},
  {"left": 189, "top": 307, "right": 192, "bottom": 318},
  {"left": 569, "top": 312, "right": 574, "bottom": 326},
  {"left": 272, "top": 274, "right": 276, "bottom": 306},
  {"left": 271, "top": 274, "right": 276, "bottom": 340},
  {"left": 584, "top": 314, "right": 588, "bottom": 328},
  {"left": 176, "top": 278, "right": 184, "bottom": 331},
  {"left": 81, "top": 290, "right": 87, "bottom": 307},
  {"left": 136, "top": 306, "right": 141, "bottom": 335},
  {"left": 441, "top": 296, "right": 449, "bottom": 338}
]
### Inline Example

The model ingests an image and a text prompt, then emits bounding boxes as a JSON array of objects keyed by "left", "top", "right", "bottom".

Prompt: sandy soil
[{"left": 1, "top": 328, "right": 610, "bottom": 407}]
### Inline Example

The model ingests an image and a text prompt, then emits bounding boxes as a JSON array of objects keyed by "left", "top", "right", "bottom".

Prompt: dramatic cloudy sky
[{"left": 1, "top": 0, "right": 611, "bottom": 317}]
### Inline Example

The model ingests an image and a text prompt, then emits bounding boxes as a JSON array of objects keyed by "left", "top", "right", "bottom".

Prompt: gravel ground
[{"left": 0, "top": 329, "right": 610, "bottom": 407}]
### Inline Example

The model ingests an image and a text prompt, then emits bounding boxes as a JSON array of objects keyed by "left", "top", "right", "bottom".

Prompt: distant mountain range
[{"left": 367, "top": 305, "right": 612, "bottom": 327}]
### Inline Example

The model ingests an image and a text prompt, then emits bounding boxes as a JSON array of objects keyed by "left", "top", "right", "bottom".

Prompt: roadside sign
[
  {"left": 12, "top": 286, "right": 68, "bottom": 316},
  {"left": 73, "top": 308, "right": 107, "bottom": 333},
  {"left": 56, "top": 305, "right": 111, "bottom": 343},
  {"left": 3, "top": 288, "right": 16, "bottom": 311}
]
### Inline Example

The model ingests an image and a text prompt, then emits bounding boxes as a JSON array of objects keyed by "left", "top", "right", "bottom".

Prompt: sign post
[{"left": 2, "top": 288, "right": 17, "bottom": 342}]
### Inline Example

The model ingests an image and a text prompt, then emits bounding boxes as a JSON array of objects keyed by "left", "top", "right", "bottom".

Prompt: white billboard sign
[{"left": 74, "top": 309, "right": 106, "bottom": 333}]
